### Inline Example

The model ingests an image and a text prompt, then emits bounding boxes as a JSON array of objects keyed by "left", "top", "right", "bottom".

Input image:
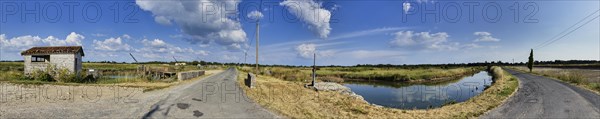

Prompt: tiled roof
[{"left": 21, "top": 46, "right": 85, "bottom": 56}]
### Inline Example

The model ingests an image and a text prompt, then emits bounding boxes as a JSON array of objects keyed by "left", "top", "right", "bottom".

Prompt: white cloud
[
  {"left": 122, "top": 34, "right": 132, "bottom": 39},
  {"left": 154, "top": 16, "right": 172, "bottom": 25},
  {"left": 389, "top": 31, "right": 458, "bottom": 51},
  {"left": 138, "top": 38, "right": 209, "bottom": 58},
  {"left": 296, "top": 43, "right": 316, "bottom": 59},
  {"left": 136, "top": 0, "right": 247, "bottom": 50},
  {"left": 416, "top": 0, "right": 431, "bottom": 3},
  {"left": 247, "top": 10, "right": 264, "bottom": 20},
  {"left": 64, "top": 32, "right": 84, "bottom": 46},
  {"left": 295, "top": 43, "right": 336, "bottom": 59},
  {"left": 349, "top": 50, "right": 405, "bottom": 59},
  {"left": 474, "top": 32, "right": 500, "bottom": 42},
  {"left": 221, "top": 54, "right": 239, "bottom": 61},
  {"left": 91, "top": 33, "right": 106, "bottom": 37},
  {"left": 142, "top": 39, "right": 169, "bottom": 48},
  {"left": 281, "top": 0, "right": 332, "bottom": 39},
  {"left": 194, "top": 50, "right": 210, "bottom": 56},
  {"left": 0, "top": 32, "right": 84, "bottom": 51},
  {"left": 93, "top": 37, "right": 133, "bottom": 51},
  {"left": 403, "top": 2, "right": 411, "bottom": 14}
]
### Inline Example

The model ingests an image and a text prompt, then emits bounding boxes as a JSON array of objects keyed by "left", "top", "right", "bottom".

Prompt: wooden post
[{"left": 255, "top": 18, "right": 260, "bottom": 75}]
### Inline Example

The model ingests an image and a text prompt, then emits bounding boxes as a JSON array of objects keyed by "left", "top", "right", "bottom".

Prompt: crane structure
[
  {"left": 129, "top": 53, "right": 139, "bottom": 63},
  {"left": 172, "top": 56, "right": 179, "bottom": 63}
]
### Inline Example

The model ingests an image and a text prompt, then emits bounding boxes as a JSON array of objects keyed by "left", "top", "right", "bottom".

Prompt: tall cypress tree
[{"left": 527, "top": 49, "right": 534, "bottom": 72}]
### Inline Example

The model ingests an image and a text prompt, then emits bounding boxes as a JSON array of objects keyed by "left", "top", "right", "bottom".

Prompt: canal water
[{"left": 344, "top": 71, "right": 493, "bottom": 109}]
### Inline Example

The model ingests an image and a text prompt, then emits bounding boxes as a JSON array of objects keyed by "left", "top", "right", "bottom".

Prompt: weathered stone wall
[
  {"left": 177, "top": 70, "right": 205, "bottom": 81},
  {"left": 49, "top": 54, "right": 76, "bottom": 72},
  {"left": 23, "top": 53, "right": 82, "bottom": 75},
  {"left": 23, "top": 55, "right": 49, "bottom": 75}
]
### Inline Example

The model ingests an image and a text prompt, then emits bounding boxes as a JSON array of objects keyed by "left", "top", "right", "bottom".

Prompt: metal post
[{"left": 312, "top": 53, "right": 316, "bottom": 86}]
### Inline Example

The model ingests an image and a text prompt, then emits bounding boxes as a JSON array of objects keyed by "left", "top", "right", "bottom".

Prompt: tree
[{"left": 527, "top": 49, "right": 534, "bottom": 72}]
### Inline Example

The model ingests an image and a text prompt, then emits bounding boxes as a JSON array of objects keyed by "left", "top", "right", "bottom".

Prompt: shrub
[
  {"left": 32, "top": 69, "right": 54, "bottom": 82},
  {"left": 55, "top": 68, "right": 82, "bottom": 83}
]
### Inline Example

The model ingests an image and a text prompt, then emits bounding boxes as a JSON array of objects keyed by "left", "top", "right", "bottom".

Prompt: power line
[
  {"left": 534, "top": 9, "right": 600, "bottom": 49},
  {"left": 536, "top": 15, "right": 599, "bottom": 49}
]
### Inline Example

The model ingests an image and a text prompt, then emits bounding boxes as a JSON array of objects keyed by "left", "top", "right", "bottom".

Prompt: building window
[{"left": 32, "top": 55, "right": 49, "bottom": 62}]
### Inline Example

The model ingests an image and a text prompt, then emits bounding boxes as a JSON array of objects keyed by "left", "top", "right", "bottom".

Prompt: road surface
[
  {"left": 0, "top": 68, "right": 278, "bottom": 118},
  {"left": 141, "top": 68, "right": 278, "bottom": 118},
  {"left": 482, "top": 69, "right": 600, "bottom": 118}
]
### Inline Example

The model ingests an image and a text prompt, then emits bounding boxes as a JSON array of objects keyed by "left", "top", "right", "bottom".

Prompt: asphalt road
[
  {"left": 482, "top": 69, "right": 600, "bottom": 118},
  {"left": 141, "top": 68, "right": 278, "bottom": 118}
]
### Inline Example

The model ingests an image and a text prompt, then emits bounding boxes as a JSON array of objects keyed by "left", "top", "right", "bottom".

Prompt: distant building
[{"left": 21, "top": 46, "right": 84, "bottom": 75}]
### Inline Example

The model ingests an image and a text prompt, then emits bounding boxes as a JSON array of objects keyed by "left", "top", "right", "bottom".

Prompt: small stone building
[{"left": 21, "top": 46, "right": 84, "bottom": 75}]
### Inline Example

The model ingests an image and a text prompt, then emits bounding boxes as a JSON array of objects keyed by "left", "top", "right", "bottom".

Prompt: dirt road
[
  {"left": 482, "top": 69, "right": 600, "bottom": 118},
  {"left": 0, "top": 68, "right": 278, "bottom": 118}
]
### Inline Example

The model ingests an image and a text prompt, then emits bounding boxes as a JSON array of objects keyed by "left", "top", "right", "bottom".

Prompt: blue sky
[{"left": 0, "top": 0, "right": 598, "bottom": 66}]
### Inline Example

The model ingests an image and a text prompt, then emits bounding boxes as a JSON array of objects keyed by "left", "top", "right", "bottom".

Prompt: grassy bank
[
  {"left": 509, "top": 66, "right": 600, "bottom": 94},
  {"left": 237, "top": 66, "right": 518, "bottom": 118},
  {"left": 245, "top": 66, "right": 483, "bottom": 83}
]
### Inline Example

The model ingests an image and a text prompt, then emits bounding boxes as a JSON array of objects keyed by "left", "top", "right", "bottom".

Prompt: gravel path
[
  {"left": 0, "top": 68, "right": 278, "bottom": 118},
  {"left": 481, "top": 69, "right": 600, "bottom": 118}
]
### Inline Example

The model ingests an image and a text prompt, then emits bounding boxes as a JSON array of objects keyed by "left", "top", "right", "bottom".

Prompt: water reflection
[{"left": 344, "top": 71, "right": 493, "bottom": 109}]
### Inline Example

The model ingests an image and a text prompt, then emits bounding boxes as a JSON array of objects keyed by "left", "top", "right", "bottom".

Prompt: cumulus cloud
[
  {"left": 473, "top": 32, "right": 500, "bottom": 42},
  {"left": 93, "top": 37, "right": 133, "bottom": 51},
  {"left": 0, "top": 32, "right": 84, "bottom": 51},
  {"left": 389, "top": 31, "right": 459, "bottom": 50},
  {"left": 296, "top": 43, "right": 316, "bottom": 59},
  {"left": 247, "top": 10, "right": 264, "bottom": 21},
  {"left": 295, "top": 43, "right": 335, "bottom": 59},
  {"left": 281, "top": 0, "right": 332, "bottom": 39},
  {"left": 136, "top": 0, "right": 247, "bottom": 50}
]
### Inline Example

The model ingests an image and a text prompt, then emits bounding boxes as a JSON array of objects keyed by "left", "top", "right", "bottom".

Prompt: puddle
[
  {"left": 177, "top": 103, "right": 190, "bottom": 109},
  {"left": 193, "top": 110, "right": 204, "bottom": 117},
  {"left": 192, "top": 98, "right": 202, "bottom": 102}
]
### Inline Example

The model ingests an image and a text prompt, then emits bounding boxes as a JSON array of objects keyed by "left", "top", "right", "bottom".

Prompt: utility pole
[
  {"left": 255, "top": 18, "right": 260, "bottom": 74},
  {"left": 244, "top": 52, "right": 247, "bottom": 66},
  {"left": 255, "top": 0, "right": 262, "bottom": 75}
]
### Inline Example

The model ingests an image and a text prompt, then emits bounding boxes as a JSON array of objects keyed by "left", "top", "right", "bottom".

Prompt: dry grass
[
  {"left": 237, "top": 66, "right": 518, "bottom": 118},
  {"left": 509, "top": 66, "right": 600, "bottom": 94},
  {"left": 248, "top": 66, "right": 483, "bottom": 82}
]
